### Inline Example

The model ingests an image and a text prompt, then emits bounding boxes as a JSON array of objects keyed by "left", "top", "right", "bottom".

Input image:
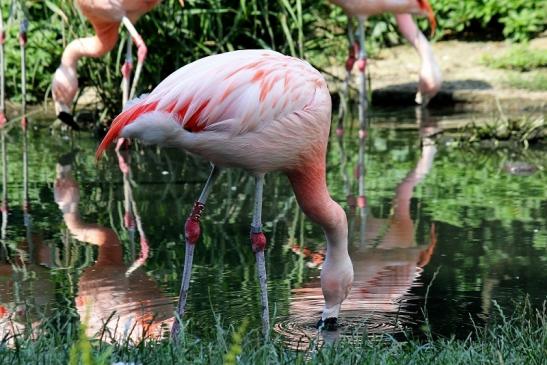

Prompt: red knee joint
[
  {"left": 21, "top": 116, "right": 27, "bottom": 130},
  {"left": 251, "top": 232, "right": 267, "bottom": 253},
  {"left": 185, "top": 218, "right": 200, "bottom": 244},
  {"left": 1, "top": 201, "right": 8, "bottom": 213},
  {"left": 19, "top": 33, "right": 27, "bottom": 46},
  {"left": 358, "top": 129, "right": 367, "bottom": 140},
  {"left": 0, "top": 112, "right": 6, "bottom": 128},
  {"left": 124, "top": 211, "right": 135, "bottom": 229},
  {"left": 345, "top": 42, "right": 359, "bottom": 72},
  {"left": 0, "top": 32, "right": 5, "bottom": 45},
  {"left": 121, "top": 62, "right": 133, "bottom": 79},
  {"left": 356, "top": 58, "right": 367, "bottom": 73},
  {"left": 345, "top": 56, "right": 355, "bottom": 72},
  {"left": 336, "top": 127, "right": 344, "bottom": 137},
  {"left": 136, "top": 42, "right": 148, "bottom": 63},
  {"left": 357, "top": 195, "right": 366, "bottom": 208},
  {"left": 185, "top": 201, "right": 205, "bottom": 245}
]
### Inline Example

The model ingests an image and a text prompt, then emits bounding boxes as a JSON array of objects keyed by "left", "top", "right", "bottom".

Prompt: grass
[
  {"left": 505, "top": 71, "right": 547, "bottom": 91},
  {"left": 458, "top": 114, "right": 545, "bottom": 148},
  {"left": 0, "top": 302, "right": 545, "bottom": 364},
  {"left": 482, "top": 46, "right": 547, "bottom": 72}
]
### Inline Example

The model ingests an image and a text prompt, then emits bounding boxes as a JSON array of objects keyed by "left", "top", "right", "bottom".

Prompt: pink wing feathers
[{"left": 97, "top": 50, "right": 325, "bottom": 159}]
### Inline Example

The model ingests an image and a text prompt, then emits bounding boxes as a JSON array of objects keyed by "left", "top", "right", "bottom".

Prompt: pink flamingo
[
  {"left": 52, "top": 0, "right": 184, "bottom": 129},
  {"left": 330, "top": 0, "right": 442, "bottom": 129},
  {"left": 96, "top": 50, "right": 353, "bottom": 337}
]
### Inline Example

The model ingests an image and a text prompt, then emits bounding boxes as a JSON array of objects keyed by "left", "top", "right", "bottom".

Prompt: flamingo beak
[
  {"left": 179, "top": 0, "right": 184, "bottom": 7},
  {"left": 418, "top": 0, "right": 436, "bottom": 36},
  {"left": 316, "top": 317, "right": 338, "bottom": 331}
]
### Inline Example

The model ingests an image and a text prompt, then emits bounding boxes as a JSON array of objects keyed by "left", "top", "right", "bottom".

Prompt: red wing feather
[{"left": 95, "top": 101, "right": 158, "bottom": 160}]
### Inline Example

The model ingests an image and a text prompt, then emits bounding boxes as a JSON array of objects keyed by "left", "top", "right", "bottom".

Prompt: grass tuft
[
  {"left": 0, "top": 301, "right": 545, "bottom": 364},
  {"left": 482, "top": 46, "right": 547, "bottom": 72}
]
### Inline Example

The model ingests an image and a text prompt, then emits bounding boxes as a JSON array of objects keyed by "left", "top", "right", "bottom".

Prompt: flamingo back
[{"left": 97, "top": 50, "right": 329, "bottom": 160}]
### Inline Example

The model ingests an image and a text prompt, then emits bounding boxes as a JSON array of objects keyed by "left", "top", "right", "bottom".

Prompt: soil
[{"left": 326, "top": 37, "right": 547, "bottom": 112}]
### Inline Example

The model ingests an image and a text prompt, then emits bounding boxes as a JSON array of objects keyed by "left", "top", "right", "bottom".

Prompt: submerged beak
[
  {"left": 316, "top": 317, "right": 338, "bottom": 331},
  {"left": 418, "top": 0, "right": 436, "bottom": 36}
]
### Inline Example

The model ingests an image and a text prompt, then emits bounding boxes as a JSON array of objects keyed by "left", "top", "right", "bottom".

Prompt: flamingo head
[
  {"left": 317, "top": 251, "right": 353, "bottom": 331},
  {"left": 52, "top": 65, "right": 81, "bottom": 130},
  {"left": 417, "top": 0, "right": 436, "bottom": 35}
]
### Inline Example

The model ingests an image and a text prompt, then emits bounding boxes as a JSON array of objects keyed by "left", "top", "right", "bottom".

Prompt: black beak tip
[
  {"left": 316, "top": 317, "right": 338, "bottom": 331},
  {"left": 57, "top": 111, "right": 81, "bottom": 131}
]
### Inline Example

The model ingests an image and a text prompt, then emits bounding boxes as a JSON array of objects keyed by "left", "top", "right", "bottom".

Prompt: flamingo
[
  {"left": 96, "top": 50, "right": 353, "bottom": 336},
  {"left": 52, "top": 0, "right": 184, "bottom": 130},
  {"left": 330, "top": 0, "right": 442, "bottom": 130}
]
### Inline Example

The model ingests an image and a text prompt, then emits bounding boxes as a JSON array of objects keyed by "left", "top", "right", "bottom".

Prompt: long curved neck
[
  {"left": 287, "top": 162, "right": 348, "bottom": 259},
  {"left": 395, "top": 14, "right": 434, "bottom": 65},
  {"left": 61, "top": 22, "right": 119, "bottom": 69}
]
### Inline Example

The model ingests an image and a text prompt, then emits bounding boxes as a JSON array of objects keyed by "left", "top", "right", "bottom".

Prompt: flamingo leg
[
  {"left": 250, "top": 174, "right": 270, "bottom": 340},
  {"left": 337, "top": 18, "right": 356, "bottom": 135},
  {"left": 172, "top": 165, "right": 221, "bottom": 338},
  {"left": 121, "top": 36, "right": 133, "bottom": 107},
  {"left": 121, "top": 17, "right": 147, "bottom": 100},
  {"left": 0, "top": 9, "right": 6, "bottom": 128},
  {"left": 19, "top": 17, "right": 28, "bottom": 130},
  {"left": 356, "top": 17, "right": 368, "bottom": 131}
]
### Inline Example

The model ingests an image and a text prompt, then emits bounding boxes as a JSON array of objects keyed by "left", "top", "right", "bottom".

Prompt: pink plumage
[
  {"left": 97, "top": 50, "right": 330, "bottom": 172},
  {"left": 97, "top": 50, "right": 353, "bottom": 333}
]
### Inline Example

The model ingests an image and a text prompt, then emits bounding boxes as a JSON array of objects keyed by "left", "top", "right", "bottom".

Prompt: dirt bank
[{"left": 326, "top": 37, "right": 547, "bottom": 112}]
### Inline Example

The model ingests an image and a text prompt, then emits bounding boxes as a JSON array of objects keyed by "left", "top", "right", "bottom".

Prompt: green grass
[
  {"left": 0, "top": 302, "right": 545, "bottom": 364},
  {"left": 505, "top": 71, "right": 547, "bottom": 91},
  {"left": 458, "top": 115, "right": 545, "bottom": 148},
  {"left": 482, "top": 46, "right": 547, "bottom": 72}
]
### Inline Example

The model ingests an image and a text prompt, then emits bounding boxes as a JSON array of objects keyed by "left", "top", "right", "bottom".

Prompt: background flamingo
[
  {"left": 52, "top": 0, "right": 184, "bottom": 130},
  {"left": 96, "top": 50, "right": 353, "bottom": 336},
  {"left": 331, "top": 0, "right": 442, "bottom": 130}
]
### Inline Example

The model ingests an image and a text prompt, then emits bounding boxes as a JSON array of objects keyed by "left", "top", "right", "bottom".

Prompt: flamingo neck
[
  {"left": 61, "top": 23, "right": 119, "bottom": 69},
  {"left": 287, "top": 163, "right": 348, "bottom": 259},
  {"left": 395, "top": 14, "right": 434, "bottom": 65}
]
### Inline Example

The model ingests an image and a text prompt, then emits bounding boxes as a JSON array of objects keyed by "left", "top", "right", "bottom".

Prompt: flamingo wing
[{"left": 97, "top": 50, "right": 326, "bottom": 159}]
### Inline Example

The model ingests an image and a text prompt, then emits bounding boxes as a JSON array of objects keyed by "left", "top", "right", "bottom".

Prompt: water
[{"left": 0, "top": 107, "right": 545, "bottom": 347}]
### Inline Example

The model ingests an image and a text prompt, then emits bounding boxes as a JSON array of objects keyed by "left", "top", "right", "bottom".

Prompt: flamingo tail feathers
[{"left": 95, "top": 100, "right": 158, "bottom": 160}]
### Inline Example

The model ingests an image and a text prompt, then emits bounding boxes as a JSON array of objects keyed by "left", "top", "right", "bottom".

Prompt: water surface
[{"left": 0, "top": 107, "right": 545, "bottom": 346}]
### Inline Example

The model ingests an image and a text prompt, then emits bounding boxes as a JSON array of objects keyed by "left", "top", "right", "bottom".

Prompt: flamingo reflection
[
  {"left": 54, "top": 153, "right": 173, "bottom": 343},
  {"left": 0, "top": 131, "right": 54, "bottom": 344},
  {"left": 281, "top": 111, "right": 438, "bottom": 346}
]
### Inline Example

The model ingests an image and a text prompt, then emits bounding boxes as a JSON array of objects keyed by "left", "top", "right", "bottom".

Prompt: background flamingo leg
[
  {"left": 121, "top": 36, "right": 133, "bottom": 106},
  {"left": 356, "top": 17, "right": 368, "bottom": 131},
  {"left": 337, "top": 18, "right": 356, "bottom": 136},
  {"left": 121, "top": 16, "right": 147, "bottom": 100},
  {"left": 250, "top": 174, "right": 270, "bottom": 340},
  {"left": 19, "top": 17, "right": 28, "bottom": 130},
  {"left": 172, "top": 165, "right": 220, "bottom": 338}
]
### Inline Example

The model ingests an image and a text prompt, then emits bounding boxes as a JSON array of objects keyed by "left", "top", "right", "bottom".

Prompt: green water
[{"left": 0, "top": 108, "right": 545, "bottom": 346}]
